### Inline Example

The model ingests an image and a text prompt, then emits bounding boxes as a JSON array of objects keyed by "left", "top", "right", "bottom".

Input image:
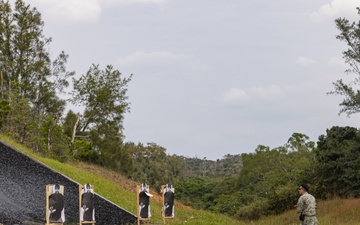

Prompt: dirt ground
[{"left": 72, "top": 162, "right": 191, "bottom": 210}]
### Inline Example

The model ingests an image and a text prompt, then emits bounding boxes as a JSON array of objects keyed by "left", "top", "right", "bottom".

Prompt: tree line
[
  {"left": 175, "top": 128, "right": 360, "bottom": 219},
  {"left": 2, "top": 0, "right": 360, "bottom": 221}
]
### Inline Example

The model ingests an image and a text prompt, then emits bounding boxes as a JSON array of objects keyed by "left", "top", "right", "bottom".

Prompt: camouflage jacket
[{"left": 296, "top": 192, "right": 317, "bottom": 216}]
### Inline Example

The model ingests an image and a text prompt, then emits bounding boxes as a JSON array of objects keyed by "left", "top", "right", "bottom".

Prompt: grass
[
  {"left": 250, "top": 198, "right": 360, "bottom": 225},
  {"left": 3, "top": 135, "right": 360, "bottom": 225}
]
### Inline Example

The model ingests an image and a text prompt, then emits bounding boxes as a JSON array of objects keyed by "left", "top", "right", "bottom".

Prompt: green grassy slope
[{"left": 3, "top": 135, "right": 360, "bottom": 225}]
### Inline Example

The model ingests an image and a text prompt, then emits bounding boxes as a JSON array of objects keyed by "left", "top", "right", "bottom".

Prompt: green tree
[
  {"left": 0, "top": 99, "right": 10, "bottom": 128},
  {"left": 0, "top": 0, "right": 73, "bottom": 155},
  {"left": 39, "top": 116, "right": 70, "bottom": 160},
  {"left": 314, "top": 126, "right": 360, "bottom": 198},
  {"left": 175, "top": 177, "right": 215, "bottom": 209},
  {"left": 70, "top": 64, "right": 132, "bottom": 134},
  {"left": 12, "top": 0, "right": 51, "bottom": 102},
  {"left": 130, "top": 142, "right": 169, "bottom": 189},
  {"left": 89, "top": 120, "right": 122, "bottom": 168},
  {"left": 233, "top": 133, "right": 316, "bottom": 219},
  {"left": 70, "top": 64, "right": 131, "bottom": 168},
  {"left": 7, "top": 98, "right": 36, "bottom": 145},
  {"left": 167, "top": 154, "right": 186, "bottom": 183},
  {"left": 329, "top": 7, "right": 360, "bottom": 116},
  {"left": 116, "top": 142, "right": 136, "bottom": 175},
  {"left": 62, "top": 110, "right": 82, "bottom": 143},
  {"left": 0, "top": 0, "right": 15, "bottom": 100}
]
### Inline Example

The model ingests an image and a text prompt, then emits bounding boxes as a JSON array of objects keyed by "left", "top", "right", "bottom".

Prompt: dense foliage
[
  {"left": 2, "top": 0, "right": 360, "bottom": 222},
  {"left": 174, "top": 133, "right": 317, "bottom": 219},
  {"left": 314, "top": 126, "right": 360, "bottom": 198},
  {"left": 174, "top": 129, "right": 360, "bottom": 219}
]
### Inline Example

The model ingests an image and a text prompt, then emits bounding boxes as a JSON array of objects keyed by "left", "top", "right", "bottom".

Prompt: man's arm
[{"left": 296, "top": 196, "right": 304, "bottom": 213}]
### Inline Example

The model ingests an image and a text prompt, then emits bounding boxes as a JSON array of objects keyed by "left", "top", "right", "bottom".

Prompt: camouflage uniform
[{"left": 296, "top": 192, "right": 318, "bottom": 225}]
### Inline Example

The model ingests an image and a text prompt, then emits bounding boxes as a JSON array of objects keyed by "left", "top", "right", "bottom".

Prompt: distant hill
[{"left": 182, "top": 154, "right": 242, "bottom": 178}]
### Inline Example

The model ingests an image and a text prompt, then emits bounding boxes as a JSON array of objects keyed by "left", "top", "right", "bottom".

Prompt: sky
[{"left": 8, "top": 0, "right": 360, "bottom": 160}]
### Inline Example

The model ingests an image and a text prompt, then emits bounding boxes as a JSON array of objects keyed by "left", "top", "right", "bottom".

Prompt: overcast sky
[{"left": 10, "top": 0, "right": 360, "bottom": 160}]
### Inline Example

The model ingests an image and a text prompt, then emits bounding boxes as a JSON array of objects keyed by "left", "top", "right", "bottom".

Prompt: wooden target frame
[
  {"left": 79, "top": 184, "right": 96, "bottom": 225},
  {"left": 161, "top": 185, "right": 175, "bottom": 224},
  {"left": 45, "top": 184, "right": 65, "bottom": 225},
  {"left": 136, "top": 184, "right": 152, "bottom": 225}
]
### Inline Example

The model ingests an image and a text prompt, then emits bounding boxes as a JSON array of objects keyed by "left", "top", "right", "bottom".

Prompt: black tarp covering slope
[{"left": 0, "top": 141, "right": 137, "bottom": 225}]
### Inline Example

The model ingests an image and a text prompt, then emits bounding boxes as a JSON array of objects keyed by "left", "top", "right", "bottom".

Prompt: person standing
[{"left": 296, "top": 184, "right": 318, "bottom": 225}]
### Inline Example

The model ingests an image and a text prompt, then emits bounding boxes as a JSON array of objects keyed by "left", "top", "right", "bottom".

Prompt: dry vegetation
[
  {"left": 251, "top": 197, "right": 360, "bottom": 225},
  {"left": 71, "top": 162, "right": 192, "bottom": 210}
]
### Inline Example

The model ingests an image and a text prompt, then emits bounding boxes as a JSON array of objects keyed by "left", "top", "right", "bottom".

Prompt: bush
[{"left": 235, "top": 198, "right": 270, "bottom": 220}]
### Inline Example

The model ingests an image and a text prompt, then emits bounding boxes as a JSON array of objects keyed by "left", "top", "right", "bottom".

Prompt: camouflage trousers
[{"left": 300, "top": 215, "right": 318, "bottom": 225}]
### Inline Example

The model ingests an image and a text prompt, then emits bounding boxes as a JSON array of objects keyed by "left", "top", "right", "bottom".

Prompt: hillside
[
  {"left": 182, "top": 154, "right": 242, "bottom": 178},
  {"left": 3, "top": 136, "right": 360, "bottom": 225},
  {"left": 41, "top": 160, "right": 360, "bottom": 225},
  {"left": 0, "top": 137, "right": 242, "bottom": 225},
  {"left": 37, "top": 162, "right": 360, "bottom": 225}
]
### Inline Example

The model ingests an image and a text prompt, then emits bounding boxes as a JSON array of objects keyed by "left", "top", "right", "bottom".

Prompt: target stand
[
  {"left": 79, "top": 184, "right": 96, "bottom": 225},
  {"left": 45, "top": 184, "right": 65, "bottom": 225},
  {"left": 137, "top": 183, "right": 154, "bottom": 225},
  {"left": 161, "top": 184, "right": 175, "bottom": 224}
]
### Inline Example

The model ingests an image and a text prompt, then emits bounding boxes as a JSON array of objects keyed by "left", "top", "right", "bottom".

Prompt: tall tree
[
  {"left": 0, "top": 0, "right": 15, "bottom": 101},
  {"left": 329, "top": 7, "right": 360, "bottom": 116},
  {"left": 12, "top": 0, "right": 51, "bottom": 101},
  {"left": 70, "top": 64, "right": 131, "bottom": 162},
  {"left": 70, "top": 64, "right": 132, "bottom": 134},
  {"left": 0, "top": 0, "right": 74, "bottom": 154},
  {"left": 32, "top": 52, "right": 74, "bottom": 153}
]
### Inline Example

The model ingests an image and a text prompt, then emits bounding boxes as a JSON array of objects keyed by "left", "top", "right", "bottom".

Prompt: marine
[{"left": 296, "top": 184, "right": 318, "bottom": 225}]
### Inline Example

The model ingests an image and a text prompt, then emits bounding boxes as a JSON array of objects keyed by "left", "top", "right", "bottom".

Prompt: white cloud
[
  {"left": 9, "top": 0, "right": 167, "bottom": 24},
  {"left": 296, "top": 56, "right": 318, "bottom": 67},
  {"left": 117, "top": 51, "right": 211, "bottom": 73},
  {"left": 219, "top": 85, "right": 283, "bottom": 105},
  {"left": 309, "top": 0, "right": 359, "bottom": 22},
  {"left": 97, "top": 0, "right": 167, "bottom": 8},
  {"left": 219, "top": 88, "right": 250, "bottom": 104},
  {"left": 117, "top": 51, "right": 185, "bottom": 66},
  {"left": 24, "top": 0, "right": 102, "bottom": 24},
  {"left": 250, "top": 85, "right": 283, "bottom": 98}
]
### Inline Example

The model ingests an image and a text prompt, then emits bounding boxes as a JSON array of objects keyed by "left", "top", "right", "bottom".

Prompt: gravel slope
[{"left": 0, "top": 141, "right": 137, "bottom": 225}]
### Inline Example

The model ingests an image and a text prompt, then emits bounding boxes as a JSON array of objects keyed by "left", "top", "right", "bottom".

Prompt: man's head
[{"left": 298, "top": 184, "right": 309, "bottom": 195}]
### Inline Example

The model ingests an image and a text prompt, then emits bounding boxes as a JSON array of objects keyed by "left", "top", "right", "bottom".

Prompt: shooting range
[{"left": 0, "top": 141, "right": 137, "bottom": 225}]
